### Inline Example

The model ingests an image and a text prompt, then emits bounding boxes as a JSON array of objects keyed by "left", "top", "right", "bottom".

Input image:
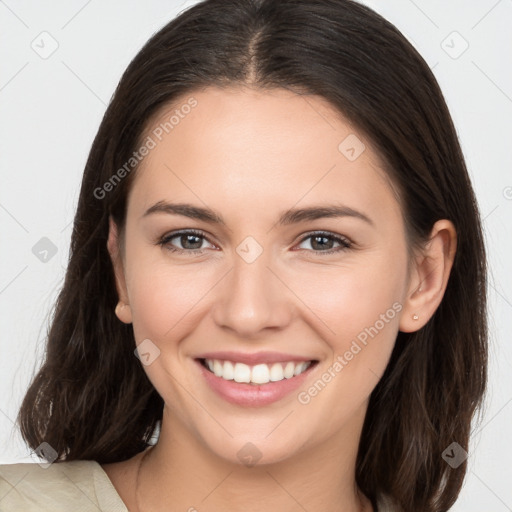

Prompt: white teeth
[
  {"left": 203, "top": 359, "right": 312, "bottom": 384},
  {"left": 269, "top": 363, "right": 284, "bottom": 382},
  {"left": 251, "top": 364, "right": 270, "bottom": 384},
  {"left": 284, "top": 361, "right": 295, "bottom": 378},
  {"left": 294, "top": 362, "right": 307, "bottom": 376},
  {"left": 223, "top": 360, "right": 234, "bottom": 380},
  {"left": 233, "top": 362, "right": 251, "bottom": 383},
  {"left": 213, "top": 360, "right": 223, "bottom": 377}
]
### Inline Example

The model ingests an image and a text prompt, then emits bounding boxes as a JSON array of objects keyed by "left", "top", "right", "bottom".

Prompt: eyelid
[
  {"left": 293, "top": 230, "right": 353, "bottom": 254},
  {"left": 158, "top": 228, "right": 217, "bottom": 250},
  {"left": 157, "top": 228, "right": 354, "bottom": 255},
  {"left": 296, "top": 230, "right": 352, "bottom": 245}
]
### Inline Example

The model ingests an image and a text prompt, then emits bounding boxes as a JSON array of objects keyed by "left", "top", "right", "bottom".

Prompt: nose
[{"left": 211, "top": 247, "right": 293, "bottom": 338}]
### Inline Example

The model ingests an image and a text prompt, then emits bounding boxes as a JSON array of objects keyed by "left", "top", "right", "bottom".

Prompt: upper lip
[{"left": 196, "top": 351, "right": 316, "bottom": 366}]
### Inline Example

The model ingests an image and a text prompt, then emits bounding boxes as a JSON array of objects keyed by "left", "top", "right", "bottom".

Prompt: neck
[{"left": 136, "top": 406, "right": 371, "bottom": 512}]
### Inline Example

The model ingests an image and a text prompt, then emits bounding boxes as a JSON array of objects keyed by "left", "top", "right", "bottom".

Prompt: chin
[{"left": 198, "top": 427, "right": 308, "bottom": 468}]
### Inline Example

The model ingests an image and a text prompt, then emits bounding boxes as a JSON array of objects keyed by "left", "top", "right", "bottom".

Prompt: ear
[
  {"left": 107, "top": 215, "right": 132, "bottom": 324},
  {"left": 399, "top": 219, "right": 457, "bottom": 333}
]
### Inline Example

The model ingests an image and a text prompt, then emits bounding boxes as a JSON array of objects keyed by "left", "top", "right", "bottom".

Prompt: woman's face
[{"left": 111, "top": 86, "right": 415, "bottom": 465}]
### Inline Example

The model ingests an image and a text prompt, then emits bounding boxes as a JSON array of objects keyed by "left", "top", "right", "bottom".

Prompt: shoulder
[{"left": 0, "top": 460, "right": 127, "bottom": 511}]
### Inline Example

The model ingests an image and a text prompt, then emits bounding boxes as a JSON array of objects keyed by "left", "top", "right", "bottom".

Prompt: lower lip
[{"left": 195, "top": 359, "right": 316, "bottom": 407}]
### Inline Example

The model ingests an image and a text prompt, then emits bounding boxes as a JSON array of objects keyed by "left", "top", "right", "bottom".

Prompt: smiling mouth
[{"left": 198, "top": 358, "right": 318, "bottom": 385}]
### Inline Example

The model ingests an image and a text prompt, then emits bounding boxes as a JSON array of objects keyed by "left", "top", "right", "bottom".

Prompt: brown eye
[
  {"left": 158, "top": 229, "right": 214, "bottom": 255},
  {"left": 295, "top": 232, "right": 352, "bottom": 255}
]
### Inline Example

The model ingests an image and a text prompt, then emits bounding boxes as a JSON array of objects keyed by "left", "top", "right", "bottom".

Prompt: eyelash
[{"left": 156, "top": 229, "right": 353, "bottom": 256}]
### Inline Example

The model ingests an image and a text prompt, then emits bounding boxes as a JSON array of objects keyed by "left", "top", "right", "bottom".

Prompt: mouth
[
  {"left": 197, "top": 357, "right": 319, "bottom": 385},
  {"left": 193, "top": 350, "right": 320, "bottom": 406}
]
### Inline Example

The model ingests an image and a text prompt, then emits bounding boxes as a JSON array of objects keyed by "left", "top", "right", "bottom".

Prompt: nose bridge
[{"left": 212, "top": 239, "right": 291, "bottom": 336}]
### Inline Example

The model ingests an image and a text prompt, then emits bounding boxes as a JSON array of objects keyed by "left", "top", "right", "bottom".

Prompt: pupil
[
  {"left": 183, "top": 234, "right": 201, "bottom": 249},
  {"left": 312, "top": 235, "right": 331, "bottom": 250}
]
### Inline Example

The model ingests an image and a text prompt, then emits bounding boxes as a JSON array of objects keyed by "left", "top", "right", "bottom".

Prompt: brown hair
[{"left": 16, "top": 1, "right": 487, "bottom": 510}]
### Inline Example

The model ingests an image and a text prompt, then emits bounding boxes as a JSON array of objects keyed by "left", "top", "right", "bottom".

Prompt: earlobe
[
  {"left": 115, "top": 300, "right": 133, "bottom": 324},
  {"left": 399, "top": 219, "right": 457, "bottom": 333},
  {"left": 107, "top": 216, "right": 132, "bottom": 324}
]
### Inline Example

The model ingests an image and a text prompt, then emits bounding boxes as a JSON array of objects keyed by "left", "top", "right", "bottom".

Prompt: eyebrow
[{"left": 142, "top": 201, "right": 374, "bottom": 227}]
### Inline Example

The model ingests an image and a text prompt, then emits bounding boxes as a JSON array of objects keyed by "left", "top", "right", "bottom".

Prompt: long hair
[{"left": 16, "top": 1, "right": 488, "bottom": 510}]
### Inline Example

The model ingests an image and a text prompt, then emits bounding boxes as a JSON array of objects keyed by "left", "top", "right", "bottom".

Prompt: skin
[{"left": 102, "top": 86, "right": 457, "bottom": 512}]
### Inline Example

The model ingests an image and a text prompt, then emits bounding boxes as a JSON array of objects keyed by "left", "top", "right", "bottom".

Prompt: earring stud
[
  {"left": 115, "top": 302, "right": 126, "bottom": 316},
  {"left": 412, "top": 314, "right": 419, "bottom": 320}
]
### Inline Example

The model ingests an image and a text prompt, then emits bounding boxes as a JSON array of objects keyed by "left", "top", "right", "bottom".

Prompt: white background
[{"left": 0, "top": 0, "right": 511, "bottom": 510}]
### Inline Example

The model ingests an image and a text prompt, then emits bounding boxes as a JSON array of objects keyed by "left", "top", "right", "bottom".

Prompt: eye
[
  {"left": 156, "top": 229, "right": 352, "bottom": 257},
  {"left": 157, "top": 229, "right": 216, "bottom": 255},
  {"left": 294, "top": 231, "right": 352, "bottom": 255}
]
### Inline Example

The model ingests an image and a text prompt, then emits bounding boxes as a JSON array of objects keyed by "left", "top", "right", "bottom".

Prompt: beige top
[
  {"left": 0, "top": 461, "right": 127, "bottom": 511},
  {"left": 0, "top": 461, "right": 395, "bottom": 511}
]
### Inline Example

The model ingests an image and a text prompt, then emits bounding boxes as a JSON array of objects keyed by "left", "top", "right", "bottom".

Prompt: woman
[{"left": 0, "top": 0, "right": 487, "bottom": 510}]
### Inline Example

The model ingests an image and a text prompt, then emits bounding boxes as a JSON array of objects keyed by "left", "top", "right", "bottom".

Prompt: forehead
[{"left": 128, "top": 86, "right": 401, "bottom": 226}]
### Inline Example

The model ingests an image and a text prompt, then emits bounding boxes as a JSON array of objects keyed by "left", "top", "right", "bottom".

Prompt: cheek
[
  {"left": 290, "top": 251, "right": 405, "bottom": 395},
  {"left": 293, "top": 267, "right": 402, "bottom": 428},
  {"left": 124, "top": 259, "right": 213, "bottom": 405},
  {"left": 122, "top": 236, "right": 212, "bottom": 337},
  {"left": 128, "top": 262, "right": 212, "bottom": 341},
  {"left": 289, "top": 251, "right": 405, "bottom": 340}
]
